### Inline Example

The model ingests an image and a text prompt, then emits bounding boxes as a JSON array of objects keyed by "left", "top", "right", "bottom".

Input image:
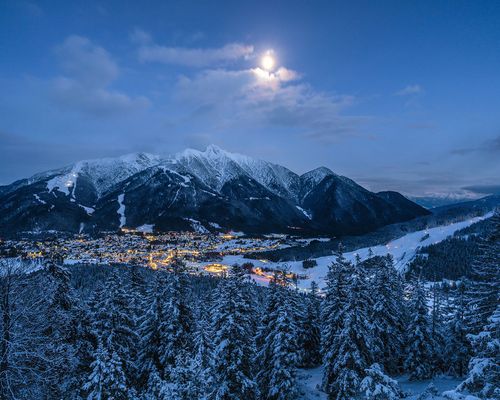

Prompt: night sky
[{"left": 1, "top": 0, "right": 499, "bottom": 196}]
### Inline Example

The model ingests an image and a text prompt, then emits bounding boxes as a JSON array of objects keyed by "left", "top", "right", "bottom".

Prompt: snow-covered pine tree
[
  {"left": 360, "top": 363, "right": 403, "bottom": 400},
  {"left": 137, "top": 270, "right": 169, "bottom": 387},
  {"left": 190, "top": 297, "right": 212, "bottom": 398},
  {"left": 126, "top": 265, "right": 148, "bottom": 384},
  {"left": 256, "top": 272, "right": 282, "bottom": 397},
  {"left": 82, "top": 340, "right": 127, "bottom": 400},
  {"left": 465, "top": 211, "right": 500, "bottom": 333},
  {"left": 41, "top": 255, "right": 76, "bottom": 398},
  {"left": 456, "top": 304, "right": 499, "bottom": 399},
  {"left": 266, "top": 288, "right": 300, "bottom": 400},
  {"left": 91, "top": 269, "right": 138, "bottom": 384},
  {"left": 297, "top": 285, "right": 321, "bottom": 368},
  {"left": 404, "top": 279, "right": 434, "bottom": 381},
  {"left": 257, "top": 275, "right": 300, "bottom": 400},
  {"left": 370, "top": 255, "right": 406, "bottom": 374},
  {"left": 143, "top": 366, "right": 173, "bottom": 400},
  {"left": 160, "top": 258, "right": 195, "bottom": 381},
  {"left": 430, "top": 282, "right": 446, "bottom": 374},
  {"left": 321, "top": 251, "right": 353, "bottom": 395},
  {"left": 324, "top": 260, "right": 375, "bottom": 399},
  {"left": 445, "top": 282, "right": 470, "bottom": 377},
  {"left": 416, "top": 382, "right": 440, "bottom": 400},
  {"left": 71, "top": 299, "right": 96, "bottom": 396},
  {"left": 209, "top": 265, "right": 259, "bottom": 400}
]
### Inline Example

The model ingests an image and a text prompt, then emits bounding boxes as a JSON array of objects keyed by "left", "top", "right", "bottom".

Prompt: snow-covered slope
[
  {"left": 216, "top": 212, "right": 493, "bottom": 289},
  {"left": 172, "top": 145, "right": 301, "bottom": 200},
  {"left": 46, "top": 152, "right": 161, "bottom": 198}
]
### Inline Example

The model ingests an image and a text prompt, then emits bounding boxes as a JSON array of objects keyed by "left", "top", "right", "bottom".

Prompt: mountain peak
[
  {"left": 300, "top": 166, "right": 335, "bottom": 183},
  {"left": 306, "top": 166, "right": 334, "bottom": 176},
  {"left": 205, "top": 144, "right": 224, "bottom": 153}
]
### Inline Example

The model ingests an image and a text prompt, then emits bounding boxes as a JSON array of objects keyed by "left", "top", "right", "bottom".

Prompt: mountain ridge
[{"left": 0, "top": 145, "right": 430, "bottom": 236}]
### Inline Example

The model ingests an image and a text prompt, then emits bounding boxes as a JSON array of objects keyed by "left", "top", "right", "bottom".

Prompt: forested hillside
[{"left": 0, "top": 213, "right": 497, "bottom": 399}]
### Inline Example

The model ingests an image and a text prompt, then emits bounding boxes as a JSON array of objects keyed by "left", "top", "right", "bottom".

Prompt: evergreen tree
[
  {"left": 465, "top": 212, "right": 500, "bottom": 333},
  {"left": 90, "top": 270, "right": 138, "bottom": 384},
  {"left": 298, "top": 287, "right": 321, "bottom": 368},
  {"left": 370, "top": 255, "right": 406, "bottom": 374},
  {"left": 360, "top": 363, "right": 403, "bottom": 400},
  {"left": 416, "top": 382, "right": 440, "bottom": 400},
  {"left": 430, "top": 282, "right": 446, "bottom": 374},
  {"left": 42, "top": 255, "right": 77, "bottom": 398},
  {"left": 457, "top": 304, "right": 500, "bottom": 399},
  {"left": 160, "top": 260, "right": 194, "bottom": 380},
  {"left": 445, "top": 282, "right": 470, "bottom": 377},
  {"left": 257, "top": 276, "right": 300, "bottom": 400},
  {"left": 321, "top": 252, "right": 352, "bottom": 395},
  {"left": 144, "top": 366, "right": 172, "bottom": 400},
  {"left": 72, "top": 300, "right": 96, "bottom": 396},
  {"left": 82, "top": 340, "right": 127, "bottom": 400},
  {"left": 209, "top": 266, "right": 259, "bottom": 400},
  {"left": 325, "top": 267, "right": 375, "bottom": 399},
  {"left": 190, "top": 298, "right": 212, "bottom": 398},
  {"left": 404, "top": 280, "right": 434, "bottom": 380},
  {"left": 127, "top": 265, "right": 148, "bottom": 383},
  {"left": 266, "top": 289, "right": 300, "bottom": 400},
  {"left": 137, "top": 271, "right": 169, "bottom": 386},
  {"left": 256, "top": 273, "right": 282, "bottom": 397}
]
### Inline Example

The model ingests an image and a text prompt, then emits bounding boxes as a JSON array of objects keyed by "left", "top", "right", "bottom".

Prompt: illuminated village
[{"left": 0, "top": 229, "right": 315, "bottom": 284}]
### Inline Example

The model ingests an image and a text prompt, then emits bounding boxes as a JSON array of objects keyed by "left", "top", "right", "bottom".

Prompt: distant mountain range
[{"left": 0, "top": 145, "right": 430, "bottom": 237}]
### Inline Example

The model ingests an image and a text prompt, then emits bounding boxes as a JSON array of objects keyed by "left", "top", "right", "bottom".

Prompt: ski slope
[{"left": 216, "top": 212, "right": 493, "bottom": 289}]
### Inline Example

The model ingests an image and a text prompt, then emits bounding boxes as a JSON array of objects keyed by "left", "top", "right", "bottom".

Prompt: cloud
[
  {"left": 19, "top": 1, "right": 44, "bottom": 17},
  {"left": 451, "top": 135, "right": 500, "bottom": 155},
  {"left": 396, "top": 84, "right": 423, "bottom": 96},
  {"left": 172, "top": 66, "right": 362, "bottom": 142},
  {"left": 51, "top": 35, "right": 150, "bottom": 116},
  {"left": 129, "top": 28, "right": 152, "bottom": 45},
  {"left": 51, "top": 77, "right": 150, "bottom": 117},
  {"left": 462, "top": 184, "right": 500, "bottom": 195},
  {"left": 55, "top": 35, "right": 118, "bottom": 87},
  {"left": 138, "top": 43, "right": 254, "bottom": 67}
]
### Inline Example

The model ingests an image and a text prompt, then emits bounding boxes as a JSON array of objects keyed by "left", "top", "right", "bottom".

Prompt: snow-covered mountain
[
  {"left": 170, "top": 145, "right": 302, "bottom": 200},
  {"left": 0, "top": 145, "right": 430, "bottom": 236}
]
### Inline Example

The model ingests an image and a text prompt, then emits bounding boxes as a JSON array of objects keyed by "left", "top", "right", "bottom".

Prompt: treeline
[
  {"left": 246, "top": 205, "right": 496, "bottom": 263},
  {"left": 408, "top": 217, "right": 493, "bottom": 281},
  {"left": 408, "top": 236, "right": 481, "bottom": 280},
  {"left": 0, "top": 213, "right": 498, "bottom": 399}
]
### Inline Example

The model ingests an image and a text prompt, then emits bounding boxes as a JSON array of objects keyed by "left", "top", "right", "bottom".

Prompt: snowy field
[{"left": 212, "top": 212, "right": 493, "bottom": 289}]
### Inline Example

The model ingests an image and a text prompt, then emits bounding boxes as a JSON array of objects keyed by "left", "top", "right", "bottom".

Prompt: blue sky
[{"left": 1, "top": 0, "right": 499, "bottom": 196}]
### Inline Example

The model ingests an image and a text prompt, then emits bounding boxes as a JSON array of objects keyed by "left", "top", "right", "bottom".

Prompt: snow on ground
[
  {"left": 296, "top": 205, "right": 313, "bottom": 219},
  {"left": 296, "top": 367, "right": 464, "bottom": 400},
  {"left": 297, "top": 367, "right": 327, "bottom": 399},
  {"left": 117, "top": 193, "right": 126, "bottom": 228},
  {"left": 33, "top": 193, "right": 46, "bottom": 204},
  {"left": 136, "top": 224, "right": 155, "bottom": 233},
  {"left": 46, "top": 162, "right": 83, "bottom": 196},
  {"left": 213, "top": 213, "right": 493, "bottom": 289},
  {"left": 343, "top": 212, "right": 493, "bottom": 273},
  {"left": 184, "top": 218, "right": 210, "bottom": 234},
  {"left": 79, "top": 204, "right": 95, "bottom": 215},
  {"left": 397, "top": 375, "right": 463, "bottom": 399},
  {"left": 0, "top": 258, "right": 45, "bottom": 276}
]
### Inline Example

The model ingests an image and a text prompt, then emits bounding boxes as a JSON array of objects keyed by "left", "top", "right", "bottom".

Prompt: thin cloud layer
[
  {"left": 396, "top": 84, "right": 423, "bottom": 96},
  {"left": 138, "top": 42, "right": 254, "bottom": 67},
  {"left": 172, "top": 65, "right": 360, "bottom": 142},
  {"left": 51, "top": 35, "right": 150, "bottom": 116}
]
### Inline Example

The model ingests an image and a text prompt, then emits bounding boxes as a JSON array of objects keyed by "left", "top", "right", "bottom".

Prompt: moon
[{"left": 261, "top": 53, "right": 275, "bottom": 71}]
